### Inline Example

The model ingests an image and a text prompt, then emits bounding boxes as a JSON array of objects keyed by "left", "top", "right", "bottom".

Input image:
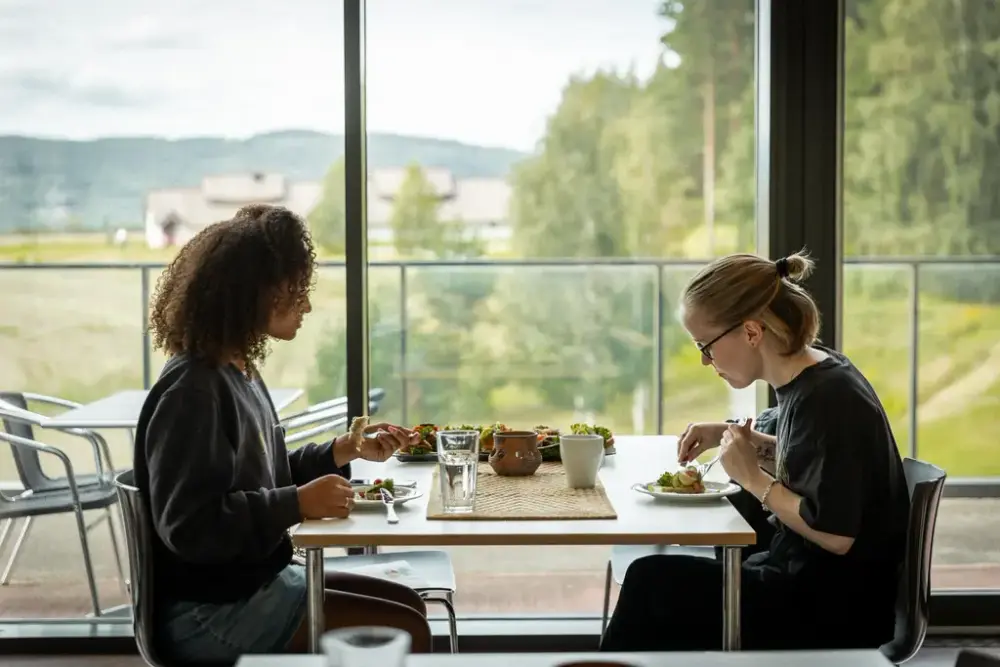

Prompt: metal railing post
[
  {"left": 140, "top": 266, "right": 151, "bottom": 389},
  {"left": 654, "top": 266, "right": 664, "bottom": 435},
  {"left": 399, "top": 264, "right": 408, "bottom": 426},
  {"left": 908, "top": 262, "right": 920, "bottom": 459}
]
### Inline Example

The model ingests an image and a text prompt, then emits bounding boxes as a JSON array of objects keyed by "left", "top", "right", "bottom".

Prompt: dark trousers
[{"left": 600, "top": 489, "right": 892, "bottom": 652}]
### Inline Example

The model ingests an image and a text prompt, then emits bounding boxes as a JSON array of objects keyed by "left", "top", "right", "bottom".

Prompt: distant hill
[{"left": 0, "top": 131, "right": 527, "bottom": 232}]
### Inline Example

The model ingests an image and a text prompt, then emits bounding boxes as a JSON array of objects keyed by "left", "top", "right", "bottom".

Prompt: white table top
[
  {"left": 237, "top": 650, "right": 891, "bottom": 666},
  {"left": 293, "top": 436, "right": 756, "bottom": 548},
  {"left": 45, "top": 387, "right": 303, "bottom": 429}
]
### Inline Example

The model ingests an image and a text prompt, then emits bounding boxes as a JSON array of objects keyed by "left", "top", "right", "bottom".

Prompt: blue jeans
[{"left": 159, "top": 564, "right": 307, "bottom": 662}]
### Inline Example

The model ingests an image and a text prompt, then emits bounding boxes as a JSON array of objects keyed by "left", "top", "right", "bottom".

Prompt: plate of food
[
  {"left": 569, "top": 423, "right": 616, "bottom": 456},
  {"left": 632, "top": 466, "right": 740, "bottom": 502},
  {"left": 534, "top": 425, "right": 562, "bottom": 461},
  {"left": 351, "top": 478, "right": 423, "bottom": 508},
  {"left": 479, "top": 422, "right": 512, "bottom": 460},
  {"left": 394, "top": 423, "right": 439, "bottom": 462}
]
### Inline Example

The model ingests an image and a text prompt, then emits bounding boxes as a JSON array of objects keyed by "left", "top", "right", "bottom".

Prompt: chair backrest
[
  {"left": 115, "top": 469, "right": 163, "bottom": 667},
  {"left": 880, "top": 457, "right": 947, "bottom": 664},
  {"left": 956, "top": 649, "right": 1000, "bottom": 667},
  {"left": 0, "top": 392, "right": 56, "bottom": 493}
]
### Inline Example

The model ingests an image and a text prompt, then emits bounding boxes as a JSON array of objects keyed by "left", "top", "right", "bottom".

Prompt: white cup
[{"left": 558, "top": 434, "right": 605, "bottom": 489}]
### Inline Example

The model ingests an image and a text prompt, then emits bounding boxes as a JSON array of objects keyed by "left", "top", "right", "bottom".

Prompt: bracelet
[{"left": 760, "top": 478, "right": 779, "bottom": 510}]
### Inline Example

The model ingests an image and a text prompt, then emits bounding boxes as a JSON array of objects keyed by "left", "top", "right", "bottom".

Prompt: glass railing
[{"left": 1, "top": 257, "right": 998, "bottom": 620}]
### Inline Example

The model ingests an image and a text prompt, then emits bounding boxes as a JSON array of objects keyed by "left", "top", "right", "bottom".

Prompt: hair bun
[
  {"left": 779, "top": 251, "right": 815, "bottom": 282},
  {"left": 775, "top": 257, "right": 790, "bottom": 279}
]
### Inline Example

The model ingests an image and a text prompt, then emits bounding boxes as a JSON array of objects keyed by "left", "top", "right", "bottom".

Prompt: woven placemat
[{"left": 426, "top": 462, "right": 617, "bottom": 520}]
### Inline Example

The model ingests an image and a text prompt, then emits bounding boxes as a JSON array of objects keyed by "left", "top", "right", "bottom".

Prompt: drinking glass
[
  {"left": 436, "top": 429, "right": 480, "bottom": 513},
  {"left": 321, "top": 626, "right": 410, "bottom": 667}
]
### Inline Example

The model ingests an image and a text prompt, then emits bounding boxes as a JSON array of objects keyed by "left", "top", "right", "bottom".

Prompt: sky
[{"left": 0, "top": 0, "right": 669, "bottom": 151}]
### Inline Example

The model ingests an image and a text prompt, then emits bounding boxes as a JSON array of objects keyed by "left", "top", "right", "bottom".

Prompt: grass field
[{"left": 1, "top": 235, "right": 999, "bottom": 479}]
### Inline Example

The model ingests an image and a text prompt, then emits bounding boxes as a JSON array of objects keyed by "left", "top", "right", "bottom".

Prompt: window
[
  {"left": 842, "top": 0, "right": 1000, "bottom": 590},
  {"left": 345, "top": 0, "right": 758, "bottom": 616},
  {"left": 0, "top": 1, "right": 344, "bottom": 619}
]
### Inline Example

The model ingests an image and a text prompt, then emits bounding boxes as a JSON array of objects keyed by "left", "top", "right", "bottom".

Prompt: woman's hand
[
  {"left": 357, "top": 422, "right": 419, "bottom": 462},
  {"left": 297, "top": 474, "right": 355, "bottom": 519},
  {"left": 720, "top": 418, "right": 767, "bottom": 490},
  {"left": 677, "top": 422, "right": 729, "bottom": 464}
]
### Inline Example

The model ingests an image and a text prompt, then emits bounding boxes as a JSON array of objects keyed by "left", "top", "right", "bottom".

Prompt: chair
[
  {"left": 322, "top": 550, "right": 460, "bottom": 653},
  {"left": 279, "top": 388, "right": 386, "bottom": 430},
  {"left": 0, "top": 419, "right": 123, "bottom": 617},
  {"left": 0, "top": 393, "right": 123, "bottom": 593},
  {"left": 600, "top": 545, "right": 714, "bottom": 634},
  {"left": 117, "top": 470, "right": 460, "bottom": 662},
  {"left": 117, "top": 470, "right": 221, "bottom": 667},
  {"left": 956, "top": 649, "right": 1000, "bottom": 667},
  {"left": 280, "top": 394, "right": 383, "bottom": 447},
  {"left": 0, "top": 392, "right": 118, "bottom": 491},
  {"left": 880, "top": 457, "right": 947, "bottom": 665}
]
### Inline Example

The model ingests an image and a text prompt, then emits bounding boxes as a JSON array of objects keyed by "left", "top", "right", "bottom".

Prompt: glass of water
[
  {"left": 321, "top": 626, "right": 410, "bottom": 667},
  {"left": 436, "top": 429, "right": 480, "bottom": 513}
]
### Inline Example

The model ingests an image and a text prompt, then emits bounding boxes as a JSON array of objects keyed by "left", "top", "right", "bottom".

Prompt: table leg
[
  {"left": 306, "top": 547, "right": 325, "bottom": 654},
  {"left": 722, "top": 546, "right": 741, "bottom": 651}
]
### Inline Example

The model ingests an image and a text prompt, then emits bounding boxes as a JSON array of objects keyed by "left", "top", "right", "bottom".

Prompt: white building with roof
[{"left": 143, "top": 168, "right": 511, "bottom": 250}]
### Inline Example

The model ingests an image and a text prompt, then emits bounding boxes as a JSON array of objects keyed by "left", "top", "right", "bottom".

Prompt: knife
[{"left": 380, "top": 488, "right": 399, "bottom": 524}]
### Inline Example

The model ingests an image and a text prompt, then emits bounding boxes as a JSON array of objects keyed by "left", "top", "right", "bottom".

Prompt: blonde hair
[{"left": 682, "top": 251, "right": 820, "bottom": 356}]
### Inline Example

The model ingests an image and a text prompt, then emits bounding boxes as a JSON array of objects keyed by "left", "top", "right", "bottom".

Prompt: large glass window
[
  {"left": 842, "top": 0, "right": 1000, "bottom": 589},
  {"left": 328, "top": 0, "right": 758, "bottom": 616},
  {"left": 0, "top": 1, "right": 344, "bottom": 619}
]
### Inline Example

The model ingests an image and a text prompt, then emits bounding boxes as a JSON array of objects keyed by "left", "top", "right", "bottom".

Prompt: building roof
[{"left": 145, "top": 168, "right": 510, "bottom": 230}]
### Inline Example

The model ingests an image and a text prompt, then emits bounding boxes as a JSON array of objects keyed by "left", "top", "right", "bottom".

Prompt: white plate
[
  {"left": 631, "top": 480, "right": 741, "bottom": 502},
  {"left": 351, "top": 483, "right": 423, "bottom": 508}
]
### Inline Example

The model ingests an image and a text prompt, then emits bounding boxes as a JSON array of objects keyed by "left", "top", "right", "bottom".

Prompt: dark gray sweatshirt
[{"left": 132, "top": 353, "right": 350, "bottom": 604}]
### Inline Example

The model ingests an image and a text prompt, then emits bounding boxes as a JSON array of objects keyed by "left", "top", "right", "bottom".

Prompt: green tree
[
  {"left": 391, "top": 163, "right": 484, "bottom": 258},
  {"left": 307, "top": 158, "right": 346, "bottom": 254},
  {"left": 843, "top": 0, "right": 1000, "bottom": 257}
]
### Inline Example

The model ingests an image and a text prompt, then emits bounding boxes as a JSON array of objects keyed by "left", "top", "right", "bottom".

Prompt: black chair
[
  {"left": 116, "top": 468, "right": 458, "bottom": 663},
  {"left": 0, "top": 397, "right": 124, "bottom": 616},
  {"left": 880, "top": 457, "right": 947, "bottom": 664},
  {"left": 117, "top": 470, "right": 234, "bottom": 667},
  {"left": 956, "top": 649, "right": 1000, "bottom": 667},
  {"left": 0, "top": 391, "right": 117, "bottom": 493}
]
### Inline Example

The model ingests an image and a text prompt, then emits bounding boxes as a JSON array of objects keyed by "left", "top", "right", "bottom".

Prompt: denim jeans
[{"left": 158, "top": 564, "right": 307, "bottom": 663}]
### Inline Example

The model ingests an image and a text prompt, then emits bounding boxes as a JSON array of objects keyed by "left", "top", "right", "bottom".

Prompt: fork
[
  {"left": 380, "top": 488, "right": 399, "bottom": 524},
  {"left": 688, "top": 451, "right": 723, "bottom": 479}
]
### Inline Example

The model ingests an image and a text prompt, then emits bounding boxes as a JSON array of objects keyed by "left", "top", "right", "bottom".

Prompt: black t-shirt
[{"left": 758, "top": 346, "right": 910, "bottom": 593}]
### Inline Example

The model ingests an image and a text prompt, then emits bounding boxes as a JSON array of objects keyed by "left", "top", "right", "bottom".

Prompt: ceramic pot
[{"left": 489, "top": 430, "right": 542, "bottom": 476}]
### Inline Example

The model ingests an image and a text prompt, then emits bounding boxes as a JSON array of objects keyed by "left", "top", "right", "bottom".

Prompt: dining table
[
  {"left": 292, "top": 436, "right": 756, "bottom": 654},
  {"left": 236, "top": 649, "right": 893, "bottom": 666},
  {"left": 43, "top": 387, "right": 304, "bottom": 429}
]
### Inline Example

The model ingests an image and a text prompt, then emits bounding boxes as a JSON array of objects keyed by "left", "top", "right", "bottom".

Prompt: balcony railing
[{"left": 2, "top": 256, "right": 999, "bottom": 493}]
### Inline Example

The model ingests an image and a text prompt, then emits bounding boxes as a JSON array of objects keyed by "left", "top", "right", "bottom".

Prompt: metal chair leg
[
  {"left": 601, "top": 559, "right": 612, "bottom": 640},
  {"left": 72, "top": 505, "right": 102, "bottom": 616},
  {"left": 0, "top": 518, "right": 13, "bottom": 555},
  {"left": 1, "top": 517, "right": 33, "bottom": 585},
  {"left": 422, "top": 593, "right": 459, "bottom": 653},
  {"left": 105, "top": 508, "right": 127, "bottom": 596}
]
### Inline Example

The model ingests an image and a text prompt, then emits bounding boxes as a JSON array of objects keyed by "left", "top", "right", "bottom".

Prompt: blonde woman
[{"left": 601, "top": 252, "right": 909, "bottom": 651}]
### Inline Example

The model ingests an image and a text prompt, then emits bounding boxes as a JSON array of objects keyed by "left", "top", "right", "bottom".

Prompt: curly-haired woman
[{"left": 134, "top": 204, "right": 431, "bottom": 662}]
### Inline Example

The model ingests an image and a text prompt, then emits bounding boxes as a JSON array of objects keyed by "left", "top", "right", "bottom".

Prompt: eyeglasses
[{"left": 696, "top": 322, "right": 743, "bottom": 362}]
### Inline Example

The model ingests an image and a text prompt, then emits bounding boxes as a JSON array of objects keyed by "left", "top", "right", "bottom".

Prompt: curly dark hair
[{"left": 148, "top": 204, "right": 316, "bottom": 375}]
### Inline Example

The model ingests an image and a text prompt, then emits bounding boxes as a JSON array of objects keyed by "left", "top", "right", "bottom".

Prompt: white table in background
[
  {"left": 237, "top": 650, "right": 892, "bottom": 667},
  {"left": 292, "top": 436, "right": 756, "bottom": 654},
  {"left": 45, "top": 387, "right": 304, "bottom": 429}
]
